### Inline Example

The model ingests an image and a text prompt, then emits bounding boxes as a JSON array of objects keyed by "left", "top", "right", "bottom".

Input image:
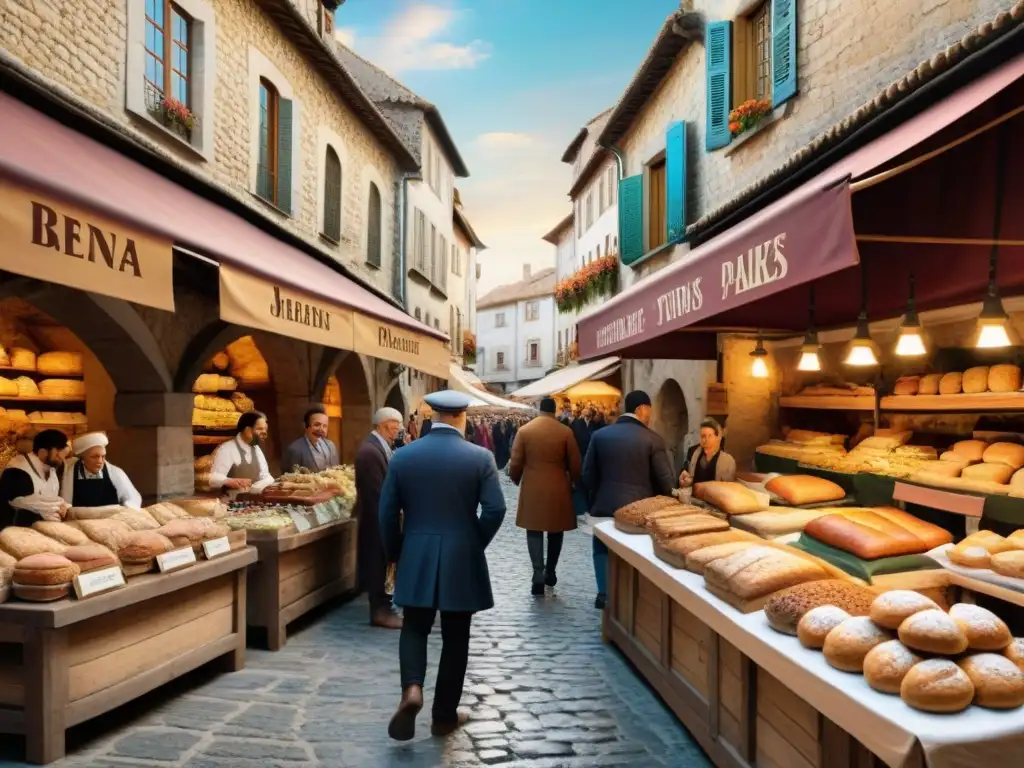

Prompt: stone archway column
[{"left": 110, "top": 392, "right": 195, "bottom": 503}]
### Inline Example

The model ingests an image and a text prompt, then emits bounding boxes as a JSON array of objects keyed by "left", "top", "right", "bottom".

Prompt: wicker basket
[
  {"left": 194, "top": 394, "right": 235, "bottom": 412},
  {"left": 0, "top": 378, "right": 17, "bottom": 397},
  {"left": 15, "top": 377, "right": 39, "bottom": 397},
  {"left": 36, "top": 352, "right": 83, "bottom": 376},
  {"left": 9, "top": 348, "right": 36, "bottom": 371},
  {"left": 39, "top": 379, "right": 86, "bottom": 399}
]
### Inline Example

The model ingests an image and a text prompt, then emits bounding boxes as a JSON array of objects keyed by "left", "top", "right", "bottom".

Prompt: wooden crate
[
  {"left": 0, "top": 548, "right": 256, "bottom": 764},
  {"left": 247, "top": 518, "right": 357, "bottom": 650}
]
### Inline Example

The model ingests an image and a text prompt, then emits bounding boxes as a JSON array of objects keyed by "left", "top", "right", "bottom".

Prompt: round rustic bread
[
  {"left": 118, "top": 531, "right": 173, "bottom": 563},
  {"left": 12, "top": 582, "right": 71, "bottom": 602},
  {"left": 901, "top": 659, "right": 974, "bottom": 713},
  {"left": 869, "top": 590, "right": 940, "bottom": 630},
  {"left": 797, "top": 606, "right": 850, "bottom": 649},
  {"left": 764, "top": 579, "right": 875, "bottom": 635},
  {"left": 13, "top": 553, "right": 80, "bottom": 586},
  {"left": 1004, "top": 638, "right": 1024, "bottom": 672},
  {"left": 157, "top": 519, "right": 209, "bottom": 546},
  {"left": 959, "top": 653, "right": 1024, "bottom": 709},
  {"left": 864, "top": 640, "right": 922, "bottom": 695},
  {"left": 898, "top": 609, "right": 969, "bottom": 655},
  {"left": 63, "top": 544, "right": 118, "bottom": 573},
  {"left": 949, "top": 603, "right": 1012, "bottom": 651},
  {"left": 822, "top": 616, "right": 892, "bottom": 672}
]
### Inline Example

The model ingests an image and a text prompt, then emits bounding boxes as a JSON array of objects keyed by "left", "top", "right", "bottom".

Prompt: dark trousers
[
  {"left": 526, "top": 530, "right": 564, "bottom": 575},
  {"left": 400, "top": 607, "right": 473, "bottom": 722},
  {"left": 357, "top": 514, "right": 390, "bottom": 612}
]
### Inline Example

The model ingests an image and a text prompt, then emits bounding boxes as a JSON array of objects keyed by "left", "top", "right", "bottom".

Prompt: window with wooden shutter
[
  {"left": 322, "top": 146, "right": 342, "bottom": 242},
  {"left": 771, "top": 0, "right": 798, "bottom": 106},
  {"left": 429, "top": 223, "right": 437, "bottom": 283},
  {"left": 439, "top": 235, "right": 448, "bottom": 291},
  {"left": 618, "top": 174, "right": 644, "bottom": 265},
  {"left": 705, "top": 21, "right": 732, "bottom": 151},
  {"left": 599, "top": 178, "right": 606, "bottom": 213},
  {"left": 275, "top": 98, "right": 293, "bottom": 214},
  {"left": 367, "top": 182, "right": 382, "bottom": 267},
  {"left": 665, "top": 121, "right": 688, "bottom": 242},
  {"left": 647, "top": 160, "right": 667, "bottom": 251},
  {"left": 257, "top": 79, "right": 279, "bottom": 204}
]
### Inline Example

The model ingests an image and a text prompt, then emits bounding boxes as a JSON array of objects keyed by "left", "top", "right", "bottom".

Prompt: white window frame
[
  {"left": 495, "top": 312, "right": 507, "bottom": 328},
  {"left": 526, "top": 339, "right": 541, "bottom": 366},
  {"left": 245, "top": 48, "right": 301, "bottom": 216},
  {"left": 126, "top": 0, "right": 217, "bottom": 160},
  {"left": 525, "top": 301, "right": 539, "bottom": 322}
]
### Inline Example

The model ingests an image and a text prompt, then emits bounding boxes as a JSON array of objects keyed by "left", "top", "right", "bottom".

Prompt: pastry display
[
  {"left": 901, "top": 659, "right": 975, "bottom": 713},
  {"left": 797, "top": 606, "right": 851, "bottom": 649},
  {"left": 764, "top": 579, "right": 875, "bottom": 635},
  {"left": 0, "top": 526, "right": 68, "bottom": 559},
  {"left": 869, "top": 590, "right": 940, "bottom": 630},
  {"left": 764, "top": 475, "right": 846, "bottom": 506},
  {"left": 948, "top": 603, "right": 1012, "bottom": 651},
  {"left": 694, "top": 481, "right": 766, "bottom": 515},
  {"left": 898, "top": 609, "right": 968, "bottom": 655},
  {"left": 31, "top": 520, "right": 90, "bottom": 547},
  {"left": 863, "top": 640, "right": 923, "bottom": 694},
  {"left": 958, "top": 654, "right": 1024, "bottom": 709},
  {"left": 822, "top": 616, "right": 892, "bottom": 672}
]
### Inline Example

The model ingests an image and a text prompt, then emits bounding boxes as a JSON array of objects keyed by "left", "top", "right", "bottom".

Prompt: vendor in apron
[
  {"left": 60, "top": 432, "right": 143, "bottom": 510},
  {"left": 679, "top": 418, "right": 737, "bottom": 488},
  {"left": 207, "top": 411, "right": 275, "bottom": 498},
  {"left": 0, "top": 429, "right": 69, "bottom": 528}
]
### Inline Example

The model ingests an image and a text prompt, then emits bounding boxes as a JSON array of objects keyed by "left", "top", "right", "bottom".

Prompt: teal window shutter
[
  {"left": 276, "top": 98, "right": 293, "bottom": 215},
  {"left": 618, "top": 175, "right": 644, "bottom": 266},
  {"left": 705, "top": 21, "right": 732, "bottom": 151},
  {"left": 771, "top": 0, "right": 798, "bottom": 107},
  {"left": 665, "top": 121, "right": 687, "bottom": 242}
]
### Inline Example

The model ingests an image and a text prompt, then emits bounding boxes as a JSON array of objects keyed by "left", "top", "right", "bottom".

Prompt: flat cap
[{"left": 424, "top": 390, "right": 472, "bottom": 414}]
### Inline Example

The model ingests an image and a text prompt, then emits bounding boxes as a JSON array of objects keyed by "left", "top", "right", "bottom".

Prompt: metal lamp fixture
[
  {"left": 750, "top": 334, "right": 769, "bottom": 378},
  {"left": 844, "top": 266, "right": 878, "bottom": 367},
  {"left": 797, "top": 287, "right": 822, "bottom": 372},
  {"left": 976, "top": 121, "right": 1012, "bottom": 350},
  {"left": 895, "top": 272, "right": 926, "bottom": 356}
]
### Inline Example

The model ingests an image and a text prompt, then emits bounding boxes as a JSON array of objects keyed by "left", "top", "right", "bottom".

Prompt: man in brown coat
[{"left": 508, "top": 397, "right": 582, "bottom": 595}]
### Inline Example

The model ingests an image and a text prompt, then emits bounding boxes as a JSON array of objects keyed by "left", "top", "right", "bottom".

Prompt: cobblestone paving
[{"left": 1, "top": 475, "right": 711, "bottom": 767}]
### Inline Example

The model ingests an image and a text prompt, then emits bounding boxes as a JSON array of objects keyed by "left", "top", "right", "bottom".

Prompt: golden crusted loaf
[
  {"left": 694, "top": 481, "right": 765, "bottom": 515},
  {"left": 76, "top": 519, "right": 133, "bottom": 553},
  {"left": 705, "top": 546, "right": 828, "bottom": 601},
  {"left": 13, "top": 553, "right": 79, "bottom": 586},
  {"left": 655, "top": 529, "right": 760, "bottom": 558},
  {"left": 118, "top": 531, "right": 173, "bottom": 563},
  {"left": 31, "top": 521, "right": 91, "bottom": 547},
  {"left": 614, "top": 496, "right": 682, "bottom": 529},
  {"left": 764, "top": 579, "right": 876, "bottom": 635},
  {"left": 764, "top": 475, "right": 845, "bottom": 506},
  {"left": 0, "top": 527, "right": 67, "bottom": 559},
  {"left": 649, "top": 514, "right": 729, "bottom": 540}
]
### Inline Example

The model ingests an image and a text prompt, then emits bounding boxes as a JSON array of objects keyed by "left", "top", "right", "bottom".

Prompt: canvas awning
[
  {"left": 578, "top": 51, "right": 1024, "bottom": 360},
  {"left": 448, "top": 364, "right": 534, "bottom": 410},
  {"left": 509, "top": 357, "right": 620, "bottom": 399},
  {"left": 563, "top": 380, "right": 621, "bottom": 399}
]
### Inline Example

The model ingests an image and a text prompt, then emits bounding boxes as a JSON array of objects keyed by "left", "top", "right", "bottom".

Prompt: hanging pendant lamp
[
  {"left": 895, "top": 272, "right": 926, "bottom": 356},
  {"left": 797, "top": 287, "right": 821, "bottom": 372},
  {"left": 976, "top": 121, "right": 1012, "bottom": 349},
  {"left": 750, "top": 334, "right": 769, "bottom": 379},
  {"left": 845, "top": 264, "right": 878, "bottom": 367}
]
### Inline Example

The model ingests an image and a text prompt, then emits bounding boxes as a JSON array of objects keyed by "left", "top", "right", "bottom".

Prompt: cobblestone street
[{"left": 1, "top": 476, "right": 711, "bottom": 768}]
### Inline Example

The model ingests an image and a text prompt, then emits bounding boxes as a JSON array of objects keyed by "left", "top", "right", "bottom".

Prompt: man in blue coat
[{"left": 379, "top": 390, "right": 506, "bottom": 741}]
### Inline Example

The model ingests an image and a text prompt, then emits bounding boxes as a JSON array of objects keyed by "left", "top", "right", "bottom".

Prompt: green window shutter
[
  {"left": 772, "top": 0, "right": 798, "bottom": 106},
  {"left": 705, "top": 21, "right": 732, "bottom": 151},
  {"left": 665, "top": 121, "right": 687, "bottom": 242},
  {"left": 276, "top": 98, "right": 293, "bottom": 215},
  {"left": 618, "top": 174, "right": 644, "bottom": 266}
]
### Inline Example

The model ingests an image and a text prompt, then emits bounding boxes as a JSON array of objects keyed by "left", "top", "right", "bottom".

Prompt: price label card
[
  {"left": 73, "top": 566, "right": 126, "bottom": 599},
  {"left": 157, "top": 546, "right": 197, "bottom": 573},
  {"left": 313, "top": 505, "right": 332, "bottom": 526},
  {"left": 289, "top": 508, "right": 313, "bottom": 533},
  {"left": 202, "top": 536, "right": 231, "bottom": 559}
]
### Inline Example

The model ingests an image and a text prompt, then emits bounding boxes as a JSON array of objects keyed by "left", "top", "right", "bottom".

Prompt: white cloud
[
  {"left": 349, "top": 3, "right": 490, "bottom": 74},
  {"left": 475, "top": 132, "right": 533, "bottom": 149},
  {"left": 334, "top": 27, "right": 356, "bottom": 48}
]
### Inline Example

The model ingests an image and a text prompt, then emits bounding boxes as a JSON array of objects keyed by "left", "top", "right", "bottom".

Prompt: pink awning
[
  {"left": 0, "top": 93, "right": 444, "bottom": 341},
  {"left": 579, "top": 51, "right": 1024, "bottom": 360}
]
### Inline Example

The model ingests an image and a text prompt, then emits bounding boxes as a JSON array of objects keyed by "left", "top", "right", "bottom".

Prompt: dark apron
[
  {"left": 227, "top": 444, "right": 263, "bottom": 483},
  {"left": 72, "top": 462, "right": 120, "bottom": 507},
  {"left": 692, "top": 449, "right": 722, "bottom": 484}
]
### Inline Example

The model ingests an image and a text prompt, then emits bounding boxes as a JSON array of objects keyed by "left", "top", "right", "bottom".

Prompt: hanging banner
[
  {"left": 352, "top": 313, "right": 451, "bottom": 379},
  {"left": 219, "top": 264, "right": 356, "bottom": 349},
  {"left": 0, "top": 178, "right": 175, "bottom": 311}
]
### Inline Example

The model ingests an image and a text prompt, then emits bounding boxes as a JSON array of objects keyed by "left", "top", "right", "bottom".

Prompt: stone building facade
[{"left": 593, "top": 0, "right": 1017, "bottom": 468}]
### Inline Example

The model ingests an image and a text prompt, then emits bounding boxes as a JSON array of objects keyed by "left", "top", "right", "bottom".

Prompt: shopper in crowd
[
  {"left": 492, "top": 419, "right": 510, "bottom": 469},
  {"left": 558, "top": 402, "right": 573, "bottom": 425},
  {"left": 571, "top": 406, "right": 595, "bottom": 459},
  {"left": 679, "top": 417, "right": 737, "bottom": 486},
  {"left": 465, "top": 417, "right": 477, "bottom": 443},
  {"left": 379, "top": 390, "right": 506, "bottom": 741},
  {"left": 420, "top": 413, "right": 433, "bottom": 437},
  {"left": 281, "top": 407, "right": 339, "bottom": 473},
  {"left": 208, "top": 411, "right": 275, "bottom": 495},
  {"left": 581, "top": 390, "right": 676, "bottom": 609},
  {"left": 406, "top": 413, "right": 419, "bottom": 442},
  {"left": 354, "top": 406, "right": 405, "bottom": 630},
  {"left": 59, "top": 431, "right": 142, "bottom": 510},
  {"left": 508, "top": 397, "right": 581, "bottom": 595},
  {"left": 0, "top": 429, "right": 69, "bottom": 528}
]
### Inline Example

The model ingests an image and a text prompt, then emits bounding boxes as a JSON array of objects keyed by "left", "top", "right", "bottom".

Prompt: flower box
[{"left": 556, "top": 254, "right": 618, "bottom": 314}]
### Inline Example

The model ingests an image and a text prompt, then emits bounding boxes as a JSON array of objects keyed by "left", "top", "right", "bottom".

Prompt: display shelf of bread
[
  {"left": 779, "top": 384, "right": 876, "bottom": 411},
  {"left": 927, "top": 530, "right": 1024, "bottom": 608},
  {"left": 242, "top": 465, "right": 357, "bottom": 511},
  {"left": 192, "top": 338, "right": 264, "bottom": 453},
  {"left": 881, "top": 364, "right": 1024, "bottom": 412},
  {"left": 908, "top": 439, "right": 1024, "bottom": 496}
]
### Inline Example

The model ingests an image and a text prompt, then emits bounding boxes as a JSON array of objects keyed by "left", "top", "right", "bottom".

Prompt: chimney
[{"left": 522, "top": 264, "right": 531, "bottom": 281}]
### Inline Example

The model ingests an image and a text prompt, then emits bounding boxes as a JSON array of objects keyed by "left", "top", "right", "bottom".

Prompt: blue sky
[{"left": 334, "top": 0, "right": 681, "bottom": 293}]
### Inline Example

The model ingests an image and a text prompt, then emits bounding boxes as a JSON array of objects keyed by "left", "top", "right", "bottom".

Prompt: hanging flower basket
[
  {"left": 556, "top": 254, "right": 618, "bottom": 314},
  {"left": 729, "top": 98, "right": 772, "bottom": 137}
]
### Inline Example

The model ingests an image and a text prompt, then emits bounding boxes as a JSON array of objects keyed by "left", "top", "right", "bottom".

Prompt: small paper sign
[
  {"left": 72, "top": 566, "right": 126, "bottom": 599},
  {"left": 313, "top": 505, "right": 332, "bottom": 526},
  {"left": 157, "top": 546, "right": 197, "bottom": 573},
  {"left": 202, "top": 536, "right": 231, "bottom": 559},
  {"left": 289, "top": 508, "right": 313, "bottom": 533}
]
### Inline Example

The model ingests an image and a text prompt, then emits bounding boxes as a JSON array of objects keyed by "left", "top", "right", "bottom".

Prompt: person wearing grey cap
[
  {"left": 354, "top": 406, "right": 405, "bottom": 630},
  {"left": 581, "top": 390, "right": 676, "bottom": 610},
  {"left": 379, "top": 390, "right": 506, "bottom": 741}
]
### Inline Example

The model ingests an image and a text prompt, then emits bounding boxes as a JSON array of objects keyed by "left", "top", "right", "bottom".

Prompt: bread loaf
[
  {"left": 192, "top": 374, "right": 238, "bottom": 394},
  {"left": 822, "top": 616, "right": 892, "bottom": 672},
  {"left": 992, "top": 550, "right": 1024, "bottom": 579},
  {"left": 728, "top": 552, "right": 828, "bottom": 600},
  {"left": 193, "top": 395, "right": 236, "bottom": 412},
  {"left": 76, "top": 519, "right": 132, "bottom": 553},
  {"left": 893, "top": 376, "right": 920, "bottom": 396},
  {"left": 797, "top": 606, "right": 851, "bottom": 649},
  {"left": 645, "top": 504, "right": 702, "bottom": 528},
  {"left": 804, "top": 511, "right": 924, "bottom": 559},
  {"left": 864, "top": 640, "right": 923, "bottom": 694},
  {"left": 917, "top": 461, "right": 963, "bottom": 479},
  {"left": 0, "top": 550, "right": 16, "bottom": 570},
  {"left": 36, "top": 351, "right": 83, "bottom": 376},
  {"left": 949, "top": 603, "right": 1012, "bottom": 651},
  {"left": 12, "top": 553, "right": 79, "bottom": 585},
  {"left": 693, "top": 481, "right": 765, "bottom": 515},
  {"left": 962, "top": 463, "right": 1013, "bottom": 484},
  {"left": 898, "top": 609, "right": 968, "bottom": 655},
  {"left": 211, "top": 351, "right": 230, "bottom": 371},
  {"left": 901, "top": 659, "right": 975, "bottom": 713},
  {"left": 858, "top": 433, "right": 912, "bottom": 450},
  {"left": 962, "top": 366, "right": 990, "bottom": 394},
  {"left": 729, "top": 508, "right": 831, "bottom": 538},
  {"left": 12, "top": 583, "right": 70, "bottom": 601},
  {"left": 9, "top": 348, "right": 36, "bottom": 371},
  {"left": 230, "top": 392, "right": 255, "bottom": 413},
  {"left": 960, "top": 529, "right": 1019, "bottom": 554},
  {"left": 785, "top": 430, "right": 846, "bottom": 446},
  {"left": 111, "top": 508, "right": 161, "bottom": 531},
  {"left": 869, "top": 507, "right": 954, "bottom": 549},
  {"left": 15, "top": 376, "right": 39, "bottom": 396},
  {"left": 939, "top": 372, "right": 963, "bottom": 395},
  {"left": 118, "top": 530, "right": 173, "bottom": 564},
  {"left": 614, "top": 496, "right": 683, "bottom": 529},
  {"left": 959, "top": 654, "right": 1024, "bottom": 709},
  {"left": 951, "top": 440, "right": 987, "bottom": 462},
  {"left": 764, "top": 475, "right": 845, "bottom": 506},
  {"left": 870, "top": 590, "right": 940, "bottom": 630},
  {"left": 703, "top": 546, "right": 779, "bottom": 588},
  {"left": 918, "top": 373, "right": 943, "bottom": 395},
  {"left": 0, "top": 378, "right": 17, "bottom": 397},
  {"left": 654, "top": 530, "right": 760, "bottom": 558},
  {"left": 63, "top": 544, "right": 119, "bottom": 573},
  {"left": 653, "top": 515, "right": 729, "bottom": 539},
  {"left": 983, "top": 442, "right": 1024, "bottom": 471},
  {"left": 0, "top": 527, "right": 67, "bottom": 559},
  {"left": 949, "top": 544, "right": 991, "bottom": 569},
  {"left": 764, "top": 580, "right": 876, "bottom": 635},
  {"left": 31, "top": 521, "right": 90, "bottom": 547},
  {"left": 685, "top": 542, "right": 758, "bottom": 574},
  {"left": 1004, "top": 638, "right": 1024, "bottom": 672},
  {"left": 145, "top": 502, "right": 190, "bottom": 525},
  {"left": 989, "top": 364, "right": 1022, "bottom": 393}
]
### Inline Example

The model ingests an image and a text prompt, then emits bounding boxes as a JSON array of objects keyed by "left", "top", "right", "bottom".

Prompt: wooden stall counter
[
  {"left": 0, "top": 546, "right": 257, "bottom": 764},
  {"left": 596, "top": 522, "right": 1024, "bottom": 768},
  {"left": 246, "top": 518, "right": 357, "bottom": 650}
]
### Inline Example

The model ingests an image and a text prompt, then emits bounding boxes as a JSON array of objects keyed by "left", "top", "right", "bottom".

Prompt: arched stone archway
[
  {"left": 384, "top": 380, "right": 405, "bottom": 415},
  {"left": 651, "top": 378, "right": 690, "bottom": 473},
  {"left": 335, "top": 352, "right": 372, "bottom": 464}
]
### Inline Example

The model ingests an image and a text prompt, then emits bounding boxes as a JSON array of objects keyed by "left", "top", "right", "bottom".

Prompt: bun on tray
[
  {"left": 898, "top": 609, "right": 968, "bottom": 655},
  {"left": 864, "top": 640, "right": 923, "bottom": 694},
  {"left": 822, "top": 616, "right": 892, "bottom": 672},
  {"left": 869, "top": 590, "right": 940, "bottom": 631},
  {"left": 949, "top": 603, "right": 1012, "bottom": 651},
  {"left": 900, "top": 659, "right": 974, "bottom": 713}
]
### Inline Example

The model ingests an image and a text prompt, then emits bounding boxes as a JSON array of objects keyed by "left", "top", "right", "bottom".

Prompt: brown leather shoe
[
  {"left": 430, "top": 711, "right": 469, "bottom": 737},
  {"left": 371, "top": 608, "right": 403, "bottom": 629},
  {"left": 388, "top": 684, "right": 423, "bottom": 741}
]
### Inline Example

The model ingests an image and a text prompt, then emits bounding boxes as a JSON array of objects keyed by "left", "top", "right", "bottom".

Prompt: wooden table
[
  {"left": 246, "top": 518, "right": 357, "bottom": 650},
  {"left": 0, "top": 546, "right": 256, "bottom": 764}
]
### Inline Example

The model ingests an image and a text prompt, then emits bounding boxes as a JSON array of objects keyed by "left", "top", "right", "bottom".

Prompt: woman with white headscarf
[{"left": 60, "top": 431, "right": 142, "bottom": 510}]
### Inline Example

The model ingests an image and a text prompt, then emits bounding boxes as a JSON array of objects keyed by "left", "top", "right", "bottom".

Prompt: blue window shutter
[
  {"left": 772, "top": 0, "right": 798, "bottom": 106},
  {"left": 705, "top": 21, "right": 732, "bottom": 151},
  {"left": 618, "top": 175, "right": 644, "bottom": 266},
  {"left": 665, "top": 121, "right": 687, "bottom": 242},
  {"left": 276, "top": 98, "right": 293, "bottom": 215}
]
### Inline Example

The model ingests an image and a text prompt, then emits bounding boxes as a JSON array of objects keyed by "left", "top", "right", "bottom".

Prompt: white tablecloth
[{"left": 596, "top": 521, "right": 1024, "bottom": 768}]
